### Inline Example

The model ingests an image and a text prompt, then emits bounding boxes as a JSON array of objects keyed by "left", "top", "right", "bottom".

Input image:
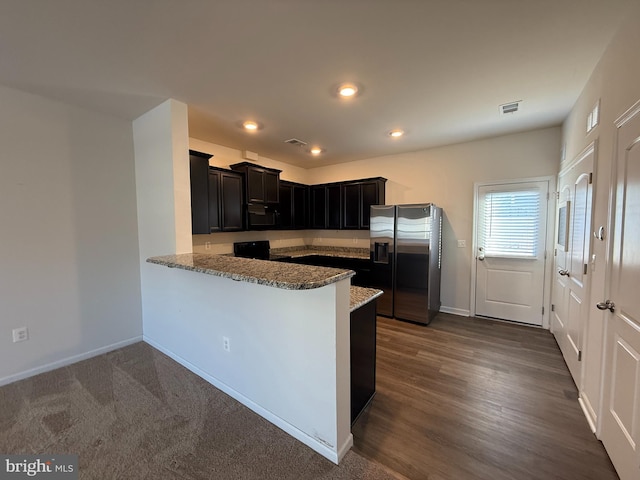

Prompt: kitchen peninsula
[{"left": 145, "top": 252, "right": 380, "bottom": 464}]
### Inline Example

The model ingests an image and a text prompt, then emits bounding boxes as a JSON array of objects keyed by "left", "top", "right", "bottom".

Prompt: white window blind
[{"left": 481, "top": 189, "right": 541, "bottom": 258}]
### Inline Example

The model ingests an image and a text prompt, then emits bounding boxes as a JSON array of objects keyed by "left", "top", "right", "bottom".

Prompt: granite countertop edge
[
  {"left": 350, "top": 286, "right": 383, "bottom": 312},
  {"left": 147, "top": 254, "right": 355, "bottom": 290}
]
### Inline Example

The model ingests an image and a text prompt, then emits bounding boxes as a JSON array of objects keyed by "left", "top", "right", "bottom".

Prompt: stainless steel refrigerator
[{"left": 370, "top": 204, "right": 442, "bottom": 325}]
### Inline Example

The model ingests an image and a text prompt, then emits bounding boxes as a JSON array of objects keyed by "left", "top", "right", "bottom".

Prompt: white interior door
[
  {"left": 474, "top": 180, "right": 549, "bottom": 326},
  {"left": 551, "top": 145, "right": 594, "bottom": 384},
  {"left": 600, "top": 102, "right": 640, "bottom": 480}
]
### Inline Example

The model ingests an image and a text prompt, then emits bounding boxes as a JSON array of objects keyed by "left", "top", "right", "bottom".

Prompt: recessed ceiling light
[
  {"left": 388, "top": 129, "right": 404, "bottom": 138},
  {"left": 337, "top": 83, "right": 359, "bottom": 98},
  {"left": 243, "top": 120, "right": 259, "bottom": 131},
  {"left": 309, "top": 147, "right": 324, "bottom": 155}
]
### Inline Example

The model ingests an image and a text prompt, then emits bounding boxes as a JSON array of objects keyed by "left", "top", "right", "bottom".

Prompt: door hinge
[
  {"left": 584, "top": 263, "right": 588, "bottom": 275},
  {"left": 589, "top": 172, "right": 593, "bottom": 184},
  {"left": 542, "top": 306, "right": 545, "bottom": 315},
  {"left": 551, "top": 304, "right": 555, "bottom": 312},
  {"left": 554, "top": 248, "right": 557, "bottom": 257},
  {"left": 578, "top": 350, "right": 582, "bottom": 361}
]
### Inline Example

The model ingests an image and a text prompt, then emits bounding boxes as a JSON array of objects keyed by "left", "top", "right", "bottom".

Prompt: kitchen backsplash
[{"left": 192, "top": 229, "right": 370, "bottom": 254}]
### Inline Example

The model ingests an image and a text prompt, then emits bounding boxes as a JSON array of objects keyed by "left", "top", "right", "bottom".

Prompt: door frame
[{"left": 470, "top": 176, "right": 556, "bottom": 328}]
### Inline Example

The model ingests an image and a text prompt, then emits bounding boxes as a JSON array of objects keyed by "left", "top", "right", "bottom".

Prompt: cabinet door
[
  {"left": 247, "top": 168, "right": 264, "bottom": 203},
  {"left": 279, "top": 182, "right": 294, "bottom": 229},
  {"left": 189, "top": 154, "right": 210, "bottom": 234},
  {"left": 207, "top": 169, "right": 221, "bottom": 232},
  {"left": 293, "top": 185, "right": 308, "bottom": 229},
  {"left": 310, "top": 186, "right": 327, "bottom": 228},
  {"left": 361, "top": 181, "right": 380, "bottom": 229},
  {"left": 264, "top": 171, "right": 279, "bottom": 203},
  {"left": 221, "top": 173, "right": 244, "bottom": 231},
  {"left": 327, "top": 184, "right": 342, "bottom": 229},
  {"left": 343, "top": 183, "right": 361, "bottom": 229}
]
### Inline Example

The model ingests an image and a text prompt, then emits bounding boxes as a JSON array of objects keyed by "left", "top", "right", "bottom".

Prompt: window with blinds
[{"left": 480, "top": 188, "right": 541, "bottom": 258}]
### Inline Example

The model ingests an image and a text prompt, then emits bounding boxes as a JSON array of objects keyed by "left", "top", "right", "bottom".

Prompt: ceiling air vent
[
  {"left": 500, "top": 101, "right": 521, "bottom": 115},
  {"left": 284, "top": 138, "right": 308, "bottom": 147}
]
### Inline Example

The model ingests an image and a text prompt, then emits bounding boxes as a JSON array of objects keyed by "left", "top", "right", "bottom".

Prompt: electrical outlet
[
  {"left": 223, "top": 336, "right": 230, "bottom": 352},
  {"left": 205, "top": 242, "right": 211, "bottom": 250},
  {"left": 12, "top": 327, "right": 28, "bottom": 343},
  {"left": 457, "top": 240, "right": 466, "bottom": 248}
]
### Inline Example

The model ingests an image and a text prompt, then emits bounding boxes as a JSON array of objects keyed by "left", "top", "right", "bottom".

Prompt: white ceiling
[{"left": 0, "top": 0, "right": 634, "bottom": 168}]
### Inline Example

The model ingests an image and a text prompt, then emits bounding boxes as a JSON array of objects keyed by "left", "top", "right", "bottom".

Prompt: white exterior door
[
  {"left": 551, "top": 144, "right": 594, "bottom": 384},
  {"left": 600, "top": 102, "right": 640, "bottom": 480},
  {"left": 474, "top": 180, "right": 549, "bottom": 326}
]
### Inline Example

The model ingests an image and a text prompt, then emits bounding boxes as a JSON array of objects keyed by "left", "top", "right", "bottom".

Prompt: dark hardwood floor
[{"left": 352, "top": 313, "right": 618, "bottom": 480}]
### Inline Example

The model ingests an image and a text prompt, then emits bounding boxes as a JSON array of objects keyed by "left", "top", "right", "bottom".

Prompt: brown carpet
[{"left": 0, "top": 343, "right": 400, "bottom": 479}]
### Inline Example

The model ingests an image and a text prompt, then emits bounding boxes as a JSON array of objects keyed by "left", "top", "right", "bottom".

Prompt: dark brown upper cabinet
[
  {"left": 279, "top": 180, "right": 308, "bottom": 230},
  {"left": 310, "top": 185, "right": 327, "bottom": 229},
  {"left": 189, "top": 150, "right": 212, "bottom": 235},
  {"left": 207, "top": 167, "right": 244, "bottom": 232},
  {"left": 310, "top": 177, "right": 386, "bottom": 230},
  {"left": 230, "top": 162, "right": 281, "bottom": 204},
  {"left": 310, "top": 183, "right": 341, "bottom": 229},
  {"left": 342, "top": 178, "right": 387, "bottom": 230}
]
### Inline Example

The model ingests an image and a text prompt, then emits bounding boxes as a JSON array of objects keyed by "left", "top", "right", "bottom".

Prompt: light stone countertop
[
  {"left": 350, "top": 286, "right": 383, "bottom": 312},
  {"left": 147, "top": 253, "right": 355, "bottom": 290}
]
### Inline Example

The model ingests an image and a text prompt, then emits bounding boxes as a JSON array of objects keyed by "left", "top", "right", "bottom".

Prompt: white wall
[
  {"left": 561, "top": 2, "right": 640, "bottom": 432},
  {"left": 0, "top": 84, "right": 143, "bottom": 385}
]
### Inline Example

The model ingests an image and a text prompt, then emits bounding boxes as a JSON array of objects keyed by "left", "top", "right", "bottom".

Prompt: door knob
[
  {"left": 596, "top": 300, "right": 615, "bottom": 313},
  {"left": 478, "top": 247, "right": 485, "bottom": 261},
  {"left": 558, "top": 269, "right": 570, "bottom": 277}
]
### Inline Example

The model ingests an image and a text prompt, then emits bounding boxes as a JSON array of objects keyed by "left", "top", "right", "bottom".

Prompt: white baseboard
[
  {"left": 0, "top": 336, "right": 143, "bottom": 387},
  {"left": 144, "top": 335, "right": 346, "bottom": 464},
  {"left": 440, "top": 306, "right": 470, "bottom": 317},
  {"left": 579, "top": 394, "right": 598, "bottom": 434}
]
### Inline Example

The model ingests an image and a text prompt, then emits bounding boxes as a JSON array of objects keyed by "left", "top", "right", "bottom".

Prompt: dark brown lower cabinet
[{"left": 351, "top": 299, "right": 377, "bottom": 424}]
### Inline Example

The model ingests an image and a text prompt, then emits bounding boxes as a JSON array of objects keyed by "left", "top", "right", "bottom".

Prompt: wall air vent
[
  {"left": 284, "top": 138, "right": 308, "bottom": 147},
  {"left": 500, "top": 101, "right": 521, "bottom": 115}
]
